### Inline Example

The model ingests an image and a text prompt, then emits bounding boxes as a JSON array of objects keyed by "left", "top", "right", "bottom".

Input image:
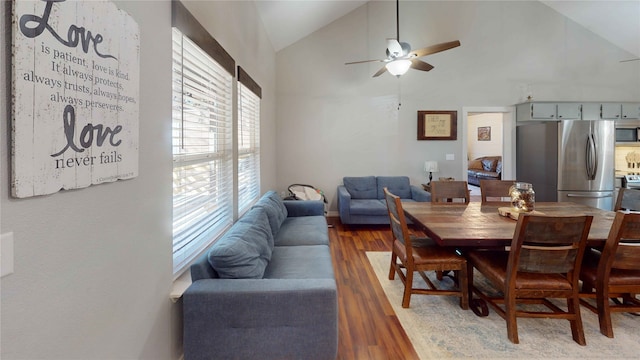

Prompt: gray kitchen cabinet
[
  {"left": 581, "top": 103, "right": 600, "bottom": 120},
  {"left": 622, "top": 103, "right": 640, "bottom": 119},
  {"left": 601, "top": 103, "right": 622, "bottom": 119},
  {"left": 530, "top": 103, "right": 557, "bottom": 119},
  {"left": 556, "top": 103, "right": 582, "bottom": 120}
]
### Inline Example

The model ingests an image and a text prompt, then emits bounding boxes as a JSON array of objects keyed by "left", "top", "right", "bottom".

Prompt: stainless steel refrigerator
[{"left": 516, "top": 120, "right": 615, "bottom": 210}]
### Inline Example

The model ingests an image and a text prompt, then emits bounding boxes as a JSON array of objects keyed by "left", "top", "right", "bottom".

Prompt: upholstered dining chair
[
  {"left": 579, "top": 211, "right": 640, "bottom": 338},
  {"left": 466, "top": 214, "right": 593, "bottom": 345},
  {"left": 430, "top": 180, "right": 470, "bottom": 203},
  {"left": 614, "top": 188, "right": 640, "bottom": 211},
  {"left": 479, "top": 179, "right": 515, "bottom": 203},
  {"left": 383, "top": 187, "right": 469, "bottom": 309}
]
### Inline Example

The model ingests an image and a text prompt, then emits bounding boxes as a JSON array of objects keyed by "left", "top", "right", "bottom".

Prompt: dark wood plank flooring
[{"left": 327, "top": 217, "right": 420, "bottom": 360}]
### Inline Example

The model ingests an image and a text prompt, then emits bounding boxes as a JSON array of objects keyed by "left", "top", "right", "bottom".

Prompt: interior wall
[
  {"left": 275, "top": 0, "right": 640, "bottom": 213},
  {"left": 0, "top": 1, "right": 276, "bottom": 359},
  {"left": 467, "top": 113, "right": 504, "bottom": 160}
]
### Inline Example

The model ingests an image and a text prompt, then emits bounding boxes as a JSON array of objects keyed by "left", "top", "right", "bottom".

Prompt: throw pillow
[{"left": 481, "top": 159, "right": 496, "bottom": 172}]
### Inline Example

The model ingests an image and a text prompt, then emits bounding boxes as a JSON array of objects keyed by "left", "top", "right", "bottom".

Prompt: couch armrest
[
  {"left": 183, "top": 278, "right": 338, "bottom": 360},
  {"left": 337, "top": 186, "right": 352, "bottom": 223},
  {"left": 410, "top": 185, "right": 431, "bottom": 202},
  {"left": 283, "top": 200, "right": 324, "bottom": 217}
]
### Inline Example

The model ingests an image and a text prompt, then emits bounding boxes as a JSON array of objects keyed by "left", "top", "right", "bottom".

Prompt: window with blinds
[
  {"left": 172, "top": 28, "right": 234, "bottom": 273},
  {"left": 237, "top": 82, "right": 261, "bottom": 214}
]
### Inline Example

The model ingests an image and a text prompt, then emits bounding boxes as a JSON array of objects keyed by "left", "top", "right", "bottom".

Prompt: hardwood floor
[{"left": 327, "top": 217, "right": 420, "bottom": 360}]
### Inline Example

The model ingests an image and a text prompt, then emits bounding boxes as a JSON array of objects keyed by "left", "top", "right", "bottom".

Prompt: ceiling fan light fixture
[{"left": 386, "top": 59, "right": 411, "bottom": 76}]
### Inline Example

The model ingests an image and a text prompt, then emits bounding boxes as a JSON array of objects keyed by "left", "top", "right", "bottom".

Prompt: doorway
[{"left": 462, "top": 107, "right": 516, "bottom": 195}]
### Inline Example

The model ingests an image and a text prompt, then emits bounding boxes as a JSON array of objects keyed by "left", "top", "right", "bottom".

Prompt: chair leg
[
  {"left": 388, "top": 253, "right": 397, "bottom": 280},
  {"left": 596, "top": 291, "right": 615, "bottom": 338},
  {"left": 505, "top": 293, "right": 519, "bottom": 344},
  {"left": 402, "top": 269, "right": 414, "bottom": 308},
  {"left": 568, "top": 296, "right": 587, "bottom": 345},
  {"left": 458, "top": 268, "right": 469, "bottom": 310}
]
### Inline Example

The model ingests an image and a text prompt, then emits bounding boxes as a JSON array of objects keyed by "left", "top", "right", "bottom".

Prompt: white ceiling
[{"left": 255, "top": 0, "right": 640, "bottom": 59}]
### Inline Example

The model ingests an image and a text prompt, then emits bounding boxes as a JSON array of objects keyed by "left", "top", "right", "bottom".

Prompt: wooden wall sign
[{"left": 11, "top": 0, "right": 140, "bottom": 198}]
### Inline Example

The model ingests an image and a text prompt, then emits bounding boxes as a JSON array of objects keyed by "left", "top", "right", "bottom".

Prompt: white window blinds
[
  {"left": 237, "top": 83, "right": 261, "bottom": 214},
  {"left": 172, "top": 28, "right": 233, "bottom": 273}
]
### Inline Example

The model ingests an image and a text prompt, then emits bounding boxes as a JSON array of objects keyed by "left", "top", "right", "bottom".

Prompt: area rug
[{"left": 366, "top": 251, "right": 640, "bottom": 359}]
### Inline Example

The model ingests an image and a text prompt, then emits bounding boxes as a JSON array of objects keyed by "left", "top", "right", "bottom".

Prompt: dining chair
[
  {"left": 430, "top": 180, "right": 470, "bottom": 203},
  {"left": 466, "top": 214, "right": 593, "bottom": 345},
  {"left": 479, "top": 179, "right": 515, "bottom": 203},
  {"left": 614, "top": 188, "right": 640, "bottom": 211},
  {"left": 383, "top": 187, "right": 469, "bottom": 309},
  {"left": 579, "top": 211, "right": 640, "bottom": 338}
]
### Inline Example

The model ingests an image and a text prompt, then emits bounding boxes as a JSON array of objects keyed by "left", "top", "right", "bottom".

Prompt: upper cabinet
[
  {"left": 622, "top": 103, "right": 640, "bottom": 119},
  {"left": 517, "top": 102, "right": 640, "bottom": 122},
  {"left": 556, "top": 103, "right": 582, "bottom": 120},
  {"left": 601, "top": 103, "right": 622, "bottom": 119},
  {"left": 517, "top": 102, "right": 581, "bottom": 121}
]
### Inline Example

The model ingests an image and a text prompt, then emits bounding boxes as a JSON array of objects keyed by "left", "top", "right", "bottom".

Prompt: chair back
[
  {"left": 430, "top": 181, "right": 470, "bottom": 203},
  {"left": 509, "top": 214, "right": 593, "bottom": 275},
  {"left": 480, "top": 179, "right": 515, "bottom": 203},
  {"left": 614, "top": 188, "right": 640, "bottom": 211},
  {"left": 600, "top": 212, "right": 640, "bottom": 272},
  {"left": 383, "top": 188, "right": 413, "bottom": 254}
]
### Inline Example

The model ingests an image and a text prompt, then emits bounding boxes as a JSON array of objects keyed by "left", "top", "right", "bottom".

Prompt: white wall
[
  {"left": 275, "top": 0, "right": 640, "bottom": 213},
  {"left": 467, "top": 113, "right": 504, "bottom": 160},
  {"left": 0, "top": 1, "right": 276, "bottom": 358}
]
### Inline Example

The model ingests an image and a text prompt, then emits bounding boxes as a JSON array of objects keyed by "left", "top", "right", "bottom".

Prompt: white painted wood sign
[{"left": 11, "top": 0, "right": 140, "bottom": 198}]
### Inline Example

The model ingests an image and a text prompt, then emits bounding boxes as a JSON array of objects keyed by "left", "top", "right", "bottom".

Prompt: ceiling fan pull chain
[{"left": 397, "top": 78, "right": 402, "bottom": 110}]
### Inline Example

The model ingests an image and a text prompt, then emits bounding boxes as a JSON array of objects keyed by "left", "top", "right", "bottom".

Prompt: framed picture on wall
[
  {"left": 477, "top": 126, "right": 491, "bottom": 141},
  {"left": 417, "top": 110, "right": 457, "bottom": 140}
]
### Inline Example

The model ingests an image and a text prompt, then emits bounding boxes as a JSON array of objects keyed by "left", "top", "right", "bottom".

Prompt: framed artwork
[
  {"left": 477, "top": 126, "right": 491, "bottom": 141},
  {"left": 417, "top": 111, "right": 457, "bottom": 140}
]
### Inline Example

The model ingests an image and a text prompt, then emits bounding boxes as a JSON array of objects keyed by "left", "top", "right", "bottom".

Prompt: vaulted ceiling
[{"left": 256, "top": 0, "right": 640, "bottom": 61}]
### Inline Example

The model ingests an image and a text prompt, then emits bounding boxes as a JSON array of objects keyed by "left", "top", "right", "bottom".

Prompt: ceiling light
[{"left": 385, "top": 59, "right": 411, "bottom": 77}]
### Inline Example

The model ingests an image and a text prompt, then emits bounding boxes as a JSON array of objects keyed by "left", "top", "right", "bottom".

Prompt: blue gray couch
[
  {"left": 183, "top": 191, "right": 337, "bottom": 360},
  {"left": 337, "top": 176, "right": 431, "bottom": 224}
]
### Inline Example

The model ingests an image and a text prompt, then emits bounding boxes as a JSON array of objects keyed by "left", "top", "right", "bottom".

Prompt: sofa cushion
[
  {"left": 263, "top": 245, "right": 334, "bottom": 279},
  {"left": 349, "top": 199, "right": 388, "bottom": 216},
  {"left": 276, "top": 216, "right": 329, "bottom": 246},
  {"left": 208, "top": 211, "right": 273, "bottom": 279},
  {"left": 469, "top": 159, "right": 483, "bottom": 170},
  {"left": 343, "top": 176, "right": 377, "bottom": 199},
  {"left": 238, "top": 207, "right": 275, "bottom": 250},
  {"left": 376, "top": 176, "right": 411, "bottom": 199},
  {"left": 252, "top": 191, "right": 288, "bottom": 237}
]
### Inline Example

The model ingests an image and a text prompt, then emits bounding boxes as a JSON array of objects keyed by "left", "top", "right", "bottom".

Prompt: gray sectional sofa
[
  {"left": 337, "top": 176, "right": 431, "bottom": 225},
  {"left": 183, "top": 191, "right": 337, "bottom": 360}
]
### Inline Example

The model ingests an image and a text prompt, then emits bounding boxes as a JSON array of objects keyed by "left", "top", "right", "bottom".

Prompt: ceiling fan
[{"left": 345, "top": 0, "right": 461, "bottom": 78}]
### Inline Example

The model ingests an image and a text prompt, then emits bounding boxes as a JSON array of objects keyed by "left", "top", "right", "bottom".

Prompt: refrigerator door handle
[
  {"left": 565, "top": 193, "right": 613, "bottom": 198},
  {"left": 585, "top": 133, "right": 597, "bottom": 180}
]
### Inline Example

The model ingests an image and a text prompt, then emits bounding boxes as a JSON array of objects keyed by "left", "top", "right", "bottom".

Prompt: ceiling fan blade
[
  {"left": 620, "top": 58, "right": 640, "bottom": 63},
  {"left": 373, "top": 65, "right": 388, "bottom": 77},
  {"left": 345, "top": 59, "right": 386, "bottom": 65},
  {"left": 410, "top": 59, "right": 434, "bottom": 72},
  {"left": 409, "top": 40, "right": 461, "bottom": 58},
  {"left": 386, "top": 38, "right": 403, "bottom": 57}
]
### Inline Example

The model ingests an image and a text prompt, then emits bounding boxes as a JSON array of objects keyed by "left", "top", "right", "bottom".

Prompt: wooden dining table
[{"left": 402, "top": 201, "right": 616, "bottom": 248}]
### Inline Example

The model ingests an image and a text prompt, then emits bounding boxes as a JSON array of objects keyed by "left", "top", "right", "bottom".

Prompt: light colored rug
[{"left": 366, "top": 251, "right": 640, "bottom": 359}]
